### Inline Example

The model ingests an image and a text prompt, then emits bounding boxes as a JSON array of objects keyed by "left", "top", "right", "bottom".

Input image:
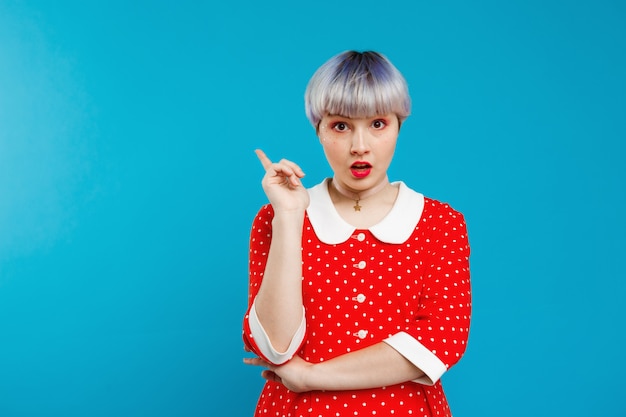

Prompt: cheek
[
  {"left": 320, "top": 136, "right": 344, "bottom": 150},
  {"left": 376, "top": 134, "right": 397, "bottom": 149},
  {"left": 320, "top": 141, "right": 346, "bottom": 165},
  {"left": 378, "top": 138, "right": 398, "bottom": 161}
]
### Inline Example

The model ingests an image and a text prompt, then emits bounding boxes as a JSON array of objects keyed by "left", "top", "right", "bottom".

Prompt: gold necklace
[{"left": 331, "top": 177, "right": 390, "bottom": 212}]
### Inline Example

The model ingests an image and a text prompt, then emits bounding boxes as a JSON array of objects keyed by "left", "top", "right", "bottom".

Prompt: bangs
[
  {"left": 305, "top": 51, "right": 410, "bottom": 128},
  {"left": 322, "top": 74, "right": 409, "bottom": 119}
]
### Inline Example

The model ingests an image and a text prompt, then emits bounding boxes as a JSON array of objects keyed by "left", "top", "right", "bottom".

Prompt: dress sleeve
[
  {"left": 384, "top": 202, "right": 471, "bottom": 385},
  {"left": 242, "top": 204, "right": 306, "bottom": 365}
]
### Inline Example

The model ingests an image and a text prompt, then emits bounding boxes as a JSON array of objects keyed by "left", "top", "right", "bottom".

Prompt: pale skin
[{"left": 245, "top": 114, "right": 425, "bottom": 393}]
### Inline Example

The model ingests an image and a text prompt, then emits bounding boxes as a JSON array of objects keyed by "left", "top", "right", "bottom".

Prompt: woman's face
[{"left": 317, "top": 113, "right": 399, "bottom": 193}]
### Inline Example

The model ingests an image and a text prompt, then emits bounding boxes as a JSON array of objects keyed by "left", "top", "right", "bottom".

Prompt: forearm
[
  {"left": 306, "top": 342, "right": 425, "bottom": 391},
  {"left": 254, "top": 210, "right": 305, "bottom": 352}
]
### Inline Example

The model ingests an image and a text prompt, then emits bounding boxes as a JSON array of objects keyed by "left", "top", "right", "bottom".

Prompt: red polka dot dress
[{"left": 243, "top": 179, "right": 471, "bottom": 417}]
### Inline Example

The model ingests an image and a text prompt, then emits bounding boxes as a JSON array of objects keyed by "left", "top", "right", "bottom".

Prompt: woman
[{"left": 243, "top": 51, "right": 471, "bottom": 417}]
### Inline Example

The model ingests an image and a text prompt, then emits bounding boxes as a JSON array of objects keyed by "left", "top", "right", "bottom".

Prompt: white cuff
[
  {"left": 248, "top": 301, "right": 306, "bottom": 365},
  {"left": 384, "top": 331, "right": 447, "bottom": 386}
]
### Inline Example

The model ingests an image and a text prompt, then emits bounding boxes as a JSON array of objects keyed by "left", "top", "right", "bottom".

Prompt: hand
[
  {"left": 255, "top": 149, "right": 309, "bottom": 213},
  {"left": 243, "top": 355, "right": 314, "bottom": 393}
]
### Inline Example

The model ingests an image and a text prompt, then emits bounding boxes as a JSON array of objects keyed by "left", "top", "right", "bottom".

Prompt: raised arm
[{"left": 243, "top": 150, "right": 310, "bottom": 358}]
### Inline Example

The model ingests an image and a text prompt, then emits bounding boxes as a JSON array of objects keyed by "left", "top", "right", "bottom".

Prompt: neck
[{"left": 331, "top": 176, "right": 390, "bottom": 210}]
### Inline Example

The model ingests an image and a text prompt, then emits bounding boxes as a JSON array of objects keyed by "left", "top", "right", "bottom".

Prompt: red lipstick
[{"left": 350, "top": 161, "right": 372, "bottom": 178}]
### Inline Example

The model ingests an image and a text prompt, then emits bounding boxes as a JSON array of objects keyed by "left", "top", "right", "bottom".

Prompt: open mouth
[{"left": 350, "top": 162, "right": 372, "bottom": 178}]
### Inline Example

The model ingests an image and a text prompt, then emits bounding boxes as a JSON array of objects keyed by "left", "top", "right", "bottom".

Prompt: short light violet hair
[{"left": 305, "top": 51, "right": 411, "bottom": 129}]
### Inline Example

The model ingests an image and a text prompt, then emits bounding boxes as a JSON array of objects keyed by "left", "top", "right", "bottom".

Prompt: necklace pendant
[{"left": 353, "top": 200, "right": 361, "bottom": 211}]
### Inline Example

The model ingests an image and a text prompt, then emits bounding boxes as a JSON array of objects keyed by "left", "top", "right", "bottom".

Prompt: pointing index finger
[{"left": 255, "top": 149, "right": 273, "bottom": 170}]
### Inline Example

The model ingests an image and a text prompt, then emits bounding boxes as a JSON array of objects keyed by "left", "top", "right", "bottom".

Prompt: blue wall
[{"left": 1, "top": 1, "right": 624, "bottom": 416}]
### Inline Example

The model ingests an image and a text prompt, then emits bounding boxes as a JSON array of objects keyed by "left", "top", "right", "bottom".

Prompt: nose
[{"left": 350, "top": 127, "right": 370, "bottom": 155}]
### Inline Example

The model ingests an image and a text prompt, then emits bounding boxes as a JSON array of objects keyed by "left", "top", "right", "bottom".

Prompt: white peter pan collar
[{"left": 306, "top": 178, "right": 425, "bottom": 245}]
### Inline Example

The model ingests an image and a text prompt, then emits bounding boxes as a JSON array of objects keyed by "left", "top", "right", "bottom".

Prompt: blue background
[{"left": 1, "top": 1, "right": 624, "bottom": 416}]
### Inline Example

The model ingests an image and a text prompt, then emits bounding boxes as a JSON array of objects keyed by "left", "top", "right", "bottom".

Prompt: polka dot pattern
[{"left": 243, "top": 198, "right": 471, "bottom": 417}]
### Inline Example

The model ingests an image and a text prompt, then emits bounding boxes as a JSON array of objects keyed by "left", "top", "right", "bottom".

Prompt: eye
[
  {"left": 332, "top": 122, "right": 349, "bottom": 132},
  {"left": 371, "top": 119, "right": 386, "bottom": 129}
]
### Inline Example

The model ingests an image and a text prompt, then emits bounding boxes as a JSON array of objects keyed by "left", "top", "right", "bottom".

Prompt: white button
[
  {"left": 353, "top": 294, "right": 366, "bottom": 303},
  {"left": 356, "top": 261, "right": 366, "bottom": 269},
  {"left": 357, "top": 233, "right": 366, "bottom": 242},
  {"left": 356, "top": 330, "right": 368, "bottom": 339}
]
